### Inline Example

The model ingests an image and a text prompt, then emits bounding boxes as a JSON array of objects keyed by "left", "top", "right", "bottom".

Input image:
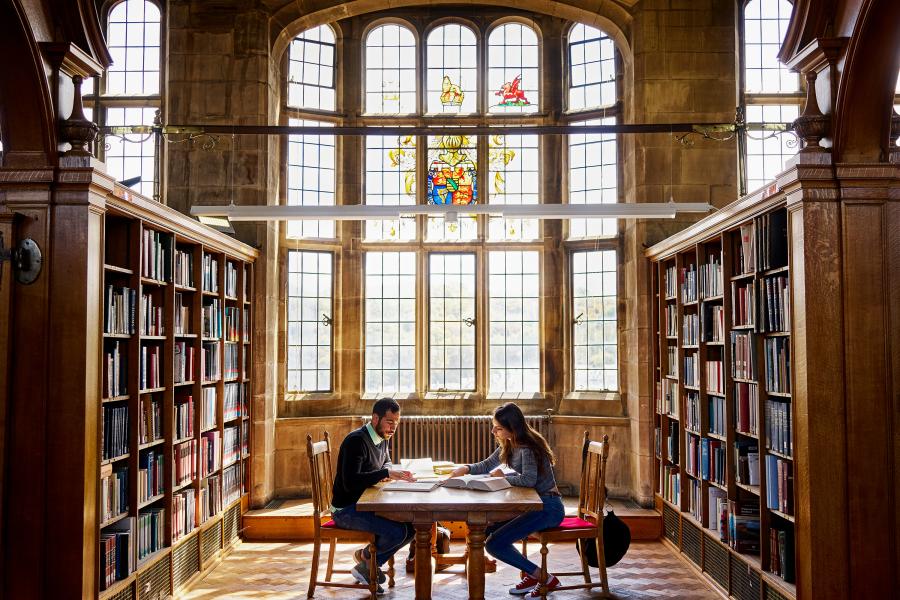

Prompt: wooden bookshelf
[
  {"left": 649, "top": 198, "right": 796, "bottom": 600},
  {"left": 98, "top": 190, "right": 256, "bottom": 599}
]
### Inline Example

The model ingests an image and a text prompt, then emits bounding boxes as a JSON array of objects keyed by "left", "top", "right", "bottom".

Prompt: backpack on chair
[{"left": 576, "top": 509, "right": 631, "bottom": 568}]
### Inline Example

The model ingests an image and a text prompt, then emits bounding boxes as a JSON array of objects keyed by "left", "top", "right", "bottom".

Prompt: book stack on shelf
[
  {"left": 97, "top": 194, "right": 255, "bottom": 599},
  {"left": 650, "top": 205, "right": 795, "bottom": 599}
]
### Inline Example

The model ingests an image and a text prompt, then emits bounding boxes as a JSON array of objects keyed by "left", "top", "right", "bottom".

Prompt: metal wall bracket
[{"left": 0, "top": 233, "right": 43, "bottom": 285}]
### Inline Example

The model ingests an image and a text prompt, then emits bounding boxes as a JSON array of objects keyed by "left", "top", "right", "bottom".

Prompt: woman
[{"left": 449, "top": 403, "right": 564, "bottom": 597}]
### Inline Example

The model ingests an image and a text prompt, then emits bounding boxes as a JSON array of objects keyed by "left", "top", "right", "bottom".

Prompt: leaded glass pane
[
  {"left": 487, "top": 23, "right": 539, "bottom": 114},
  {"left": 365, "top": 134, "right": 417, "bottom": 241},
  {"left": 572, "top": 250, "right": 617, "bottom": 391},
  {"left": 287, "top": 251, "right": 333, "bottom": 391},
  {"left": 365, "top": 252, "right": 417, "bottom": 393},
  {"left": 286, "top": 118, "right": 335, "bottom": 239},
  {"left": 743, "top": 0, "right": 798, "bottom": 94},
  {"left": 426, "top": 134, "right": 478, "bottom": 241},
  {"left": 426, "top": 24, "right": 478, "bottom": 114},
  {"left": 488, "top": 133, "right": 539, "bottom": 241},
  {"left": 104, "top": 106, "right": 157, "bottom": 198},
  {"left": 745, "top": 104, "right": 799, "bottom": 190},
  {"left": 288, "top": 26, "right": 337, "bottom": 111},
  {"left": 568, "top": 118, "right": 617, "bottom": 238},
  {"left": 568, "top": 24, "right": 616, "bottom": 111},
  {"left": 106, "top": 0, "right": 160, "bottom": 96},
  {"left": 365, "top": 24, "right": 417, "bottom": 114},
  {"left": 429, "top": 254, "right": 476, "bottom": 391},
  {"left": 488, "top": 251, "right": 540, "bottom": 393}
]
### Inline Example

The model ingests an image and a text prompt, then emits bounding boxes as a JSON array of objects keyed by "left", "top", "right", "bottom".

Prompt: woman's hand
[
  {"left": 449, "top": 465, "right": 469, "bottom": 477},
  {"left": 489, "top": 468, "right": 505, "bottom": 478},
  {"left": 388, "top": 469, "right": 415, "bottom": 482}
]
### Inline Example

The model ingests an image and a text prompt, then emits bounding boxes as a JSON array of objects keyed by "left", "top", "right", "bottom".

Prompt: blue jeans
[
  {"left": 484, "top": 495, "right": 565, "bottom": 575},
  {"left": 332, "top": 504, "right": 415, "bottom": 567}
]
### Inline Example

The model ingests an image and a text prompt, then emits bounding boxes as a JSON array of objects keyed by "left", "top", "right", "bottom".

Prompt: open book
[
  {"left": 442, "top": 474, "right": 511, "bottom": 492},
  {"left": 382, "top": 480, "right": 441, "bottom": 492}
]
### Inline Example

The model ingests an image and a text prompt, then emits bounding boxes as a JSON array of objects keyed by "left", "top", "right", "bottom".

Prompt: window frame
[
  {"left": 87, "top": 0, "right": 165, "bottom": 201},
  {"left": 280, "top": 13, "right": 624, "bottom": 409}
]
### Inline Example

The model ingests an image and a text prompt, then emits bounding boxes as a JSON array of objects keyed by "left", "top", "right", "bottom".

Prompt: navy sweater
[{"left": 331, "top": 426, "right": 393, "bottom": 509}]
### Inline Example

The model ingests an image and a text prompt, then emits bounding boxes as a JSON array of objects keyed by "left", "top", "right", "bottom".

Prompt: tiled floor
[{"left": 181, "top": 540, "right": 721, "bottom": 599}]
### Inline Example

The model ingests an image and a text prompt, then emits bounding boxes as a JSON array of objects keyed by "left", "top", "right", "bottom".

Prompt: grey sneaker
[
  {"left": 351, "top": 562, "right": 385, "bottom": 594},
  {"left": 354, "top": 548, "right": 387, "bottom": 584}
]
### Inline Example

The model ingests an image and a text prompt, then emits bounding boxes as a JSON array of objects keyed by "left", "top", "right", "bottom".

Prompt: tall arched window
[
  {"left": 282, "top": 15, "right": 622, "bottom": 401},
  {"left": 568, "top": 24, "right": 616, "bottom": 111},
  {"left": 426, "top": 24, "right": 478, "bottom": 114},
  {"left": 565, "top": 23, "right": 621, "bottom": 393},
  {"left": 487, "top": 23, "right": 539, "bottom": 114},
  {"left": 92, "top": 0, "right": 162, "bottom": 199},
  {"left": 288, "top": 25, "right": 336, "bottom": 111},
  {"left": 742, "top": 0, "right": 801, "bottom": 192},
  {"left": 365, "top": 24, "right": 417, "bottom": 114}
]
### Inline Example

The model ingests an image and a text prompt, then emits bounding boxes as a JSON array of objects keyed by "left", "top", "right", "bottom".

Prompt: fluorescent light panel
[{"left": 191, "top": 202, "right": 712, "bottom": 222}]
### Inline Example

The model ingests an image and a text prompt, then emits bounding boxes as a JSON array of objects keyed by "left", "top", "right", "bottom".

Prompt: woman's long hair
[{"left": 494, "top": 403, "right": 555, "bottom": 475}]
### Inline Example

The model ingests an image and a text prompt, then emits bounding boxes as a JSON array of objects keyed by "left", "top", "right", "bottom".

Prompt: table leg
[
  {"left": 413, "top": 522, "right": 434, "bottom": 600},
  {"left": 466, "top": 519, "right": 488, "bottom": 600}
]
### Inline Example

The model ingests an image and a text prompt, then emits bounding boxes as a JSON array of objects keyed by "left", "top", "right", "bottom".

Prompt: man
[{"left": 332, "top": 398, "right": 415, "bottom": 592}]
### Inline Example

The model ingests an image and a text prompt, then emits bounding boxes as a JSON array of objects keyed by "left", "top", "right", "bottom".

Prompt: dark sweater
[{"left": 331, "top": 425, "right": 393, "bottom": 509}]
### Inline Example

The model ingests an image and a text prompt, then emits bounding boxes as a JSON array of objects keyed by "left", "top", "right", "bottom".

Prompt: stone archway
[{"left": 0, "top": 0, "right": 56, "bottom": 168}]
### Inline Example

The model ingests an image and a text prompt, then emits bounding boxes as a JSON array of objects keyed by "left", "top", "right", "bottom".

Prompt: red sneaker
[
  {"left": 527, "top": 574, "right": 561, "bottom": 598},
  {"left": 509, "top": 574, "right": 539, "bottom": 595}
]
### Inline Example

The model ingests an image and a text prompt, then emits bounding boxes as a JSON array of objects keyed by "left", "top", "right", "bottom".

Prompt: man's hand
[
  {"left": 489, "top": 468, "right": 505, "bottom": 478},
  {"left": 449, "top": 465, "right": 469, "bottom": 477},
  {"left": 388, "top": 469, "right": 415, "bottom": 482}
]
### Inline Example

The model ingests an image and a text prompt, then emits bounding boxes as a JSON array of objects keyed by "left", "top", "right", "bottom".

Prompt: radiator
[{"left": 365, "top": 414, "right": 552, "bottom": 464}]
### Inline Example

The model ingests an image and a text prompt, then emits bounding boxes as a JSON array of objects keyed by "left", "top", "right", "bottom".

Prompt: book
[
  {"left": 382, "top": 480, "right": 441, "bottom": 492},
  {"left": 442, "top": 474, "right": 511, "bottom": 492}
]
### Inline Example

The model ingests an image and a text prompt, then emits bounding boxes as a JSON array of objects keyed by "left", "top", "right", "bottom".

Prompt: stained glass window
[
  {"left": 286, "top": 118, "right": 335, "bottom": 239},
  {"left": 365, "top": 134, "right": 417, "bottom": 241},
  {"left": 429, "top": 254, "right": 476, "bottom": 391},
  {"left": 287, "top": 251, "right": 333, "bottom": 392},
  {"left": 568, "top": 24, "right": 616, "bottom": 111},
  {"left": 488, "top": 23, "right": 539, "bottom": 114},
  {"left": 488, "top": 251, "right": 540, "bottom": 393},
  {"left": 426, "top": 134, "right": 478, "bottom": 241},
  {"left": 106, "top": 0, "right": 160, "bottom": 96},
  {"left": 365, "top": 252, "right": 417, "bottom": 394},
  {"left": 288, "top": 25, "right": 336, "bottom": 111},
  {"left": 426, "top": 24, "right": 478, "bottom": 114},
  {"left": 365, "top": 24, "right": 417, "bottom": 114},
  {"left": 572, "top": 250, "right": 618, "bottom": 391},
  {"left": 568, "top": 118, "right": 617, "bottom": 238},
  {"left": 488, "top": 133, "right": 539, "bottom": 241}
]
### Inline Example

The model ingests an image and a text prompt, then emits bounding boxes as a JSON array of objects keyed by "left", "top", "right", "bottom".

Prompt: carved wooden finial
[{"left": 60, "top": 74, "right": 99, "bottom": 157}]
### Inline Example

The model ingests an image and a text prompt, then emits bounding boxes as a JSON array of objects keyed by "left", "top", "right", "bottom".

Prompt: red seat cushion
[
  {"left": 547, "top": 516, "right": 596, "bottom": 530},
  {"left": 322, "top": 519, "right": 336, "bottom": 528}
]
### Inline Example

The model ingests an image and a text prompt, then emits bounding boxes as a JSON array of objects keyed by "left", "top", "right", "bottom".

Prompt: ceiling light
[{"left": 190, "top": 202, "right": 712, "bottom": 222}]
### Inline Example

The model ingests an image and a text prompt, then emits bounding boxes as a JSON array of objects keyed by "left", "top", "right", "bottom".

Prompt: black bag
[{"left": 576, "top": 510, "right": 631, "bottom": 568}]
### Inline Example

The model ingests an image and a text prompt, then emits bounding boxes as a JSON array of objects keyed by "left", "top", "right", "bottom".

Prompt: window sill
[
  {"left": 563, "top": 391, "right": 621, "bottom": 402},
  {"left": 485, "top": 392, "right": 546, "bottom": 402},
  {"left": 360, "top": 392, "right": 419, "bottom": 402},
  {"left": 284, "top": 391, "right": 340, "bottom": 402}
]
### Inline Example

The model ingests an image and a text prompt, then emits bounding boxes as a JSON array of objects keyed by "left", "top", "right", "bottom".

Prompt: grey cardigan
[{"left": 468, "top": 446, "right": 560, "bottom": 496}]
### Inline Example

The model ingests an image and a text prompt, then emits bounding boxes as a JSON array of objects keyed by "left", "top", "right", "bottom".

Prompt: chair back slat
[
  {"left": 306, "top": 432, "right": 335, "bottom": 520},
  {"left": 576, "top": 433, "right": 610, "bottom": 523}
]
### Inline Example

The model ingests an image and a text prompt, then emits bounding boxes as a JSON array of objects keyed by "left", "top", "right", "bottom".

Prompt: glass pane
[
  {"left": 568, "top": 24, "right": 616, "bottom": 111},
  {"left": 426, "top": 24, "right": 478, "bottom": 114},
  {"left": 365, "top": 252, "right": 416, "bottom": 393},
  {"left": 365, "top": 134, "right": 417, "bottom": 241},
  {"left": 104, "top": 105, "right": 157, "bottom": 198},
  {"left": 488, "top": 133, "right": 539, "bottom": 241},
  {"left": 743, "top": 0, "right": 799, "bottom": 93},
  {"left": 287, "top": 26, "right": 337, "bottom": 111},
  {"left": 568, "top": 118, "right": 617, "bottom": 239},
  {"left": 105, "top": 0, "right": 160, "bottom": 96},
  {"left": 426, "top": 134, "right": 478, "bottom": 241},
  {"left": 365, "top": 24, "right": 417, "bottom": 114},
  {"left": 745, "top": 103, "right": 799, "bottom": 190},
  {"left": 571, "top": 250, "right": 618, "bottom": 391},
  {"left": 286, "top": 119, "right": 336, "bottom": 239},
  {"left": 286, "top": 250, "right": 333, "bottom": 392},
  {"left": 487, "top": 23, "right": 539, "bottom": 114},
  {"left": 488, "top": 251, "right": 540, "bottom": 393},
  {"left": 429, "top": 254, "right": 476, "bottom": 391}
]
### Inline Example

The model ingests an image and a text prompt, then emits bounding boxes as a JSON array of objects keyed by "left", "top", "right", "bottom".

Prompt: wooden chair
[
  {"left": 306, "top": 432, "right": 395, "bottom": 599},
  {"left": 523, "top": 432, "right": 611, "bottom": 598}
]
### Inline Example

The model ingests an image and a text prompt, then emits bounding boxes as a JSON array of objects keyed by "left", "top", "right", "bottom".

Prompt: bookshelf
[
  {"left": 649, "top": 199, "right": 796, "bottom": 600},
  {"left": 99, "top": 189, "right": 256, "bottom": 599}
]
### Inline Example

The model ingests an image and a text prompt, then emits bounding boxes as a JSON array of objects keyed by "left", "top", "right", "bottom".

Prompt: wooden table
[{"left": 357, "top": 485, "right": 542, "bottom": 600}]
